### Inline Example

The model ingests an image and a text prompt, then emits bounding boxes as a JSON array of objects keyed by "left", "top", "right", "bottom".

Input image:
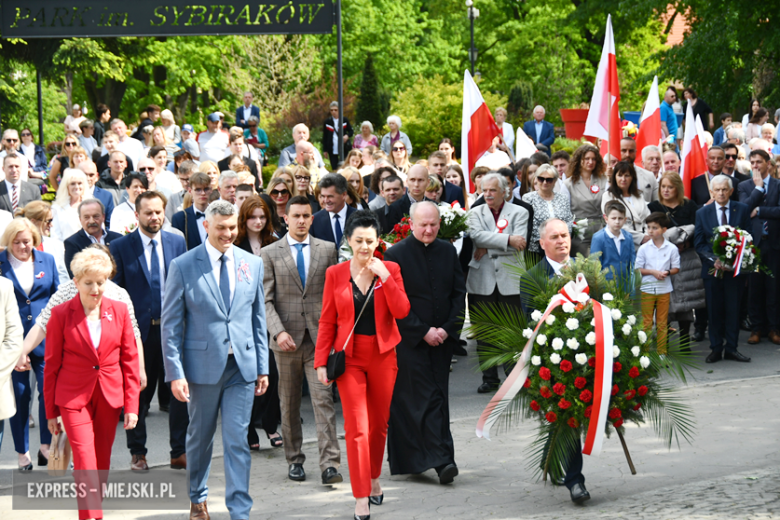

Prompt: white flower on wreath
[
  {"left": 562, "top": 302, "right": 576, "bottom": 313},
  {"left": 613, "top": 346, "right": 621, "bottom": 359},
  {"left": 566, "top": 318, "right": 579, "bottom": 330},
  {"left": 567, "top": 338, "right": 580, "bottom": 350},
  {"left": 627, "top": 315, "right": 637, "bottom": 326},
  {"left": 725, "top": 252, "right": 733, "bottom": 259},
  {"left": 531, "top": 355, "right": 541, "bottom": 366},
  {"left": 611, "top": 309, "right": 622, "bottom": 321},
  {"left": 536, "top": 334, "right": 547, "bottom": 346},
  {"left": 550, "top": 353, "right": 561, "bottom": 364},
  {"left": 602, "top": 293, "right": 614, "bottom": 301},
  {"left": 523, "top": 328, "right": 534, "bottom": 339},
  {"left": 631, "top": 346, "right": 641, "bottom": 357},
  {"left": 640, "top": 356, "right": 651, "bottom": 369},
  {"left": 638, "top": 330, "right": 648, "bottom": 344},
  {"left": 622, "top": 323, "right": 632, "bottom": 335},
  {"left": 531, "top": 310, "right": 543, "bottom": 322},
  {"left": 585, "top": 332, "right": 597, "bottom": 345},
  {"left": 545, "top": 315, "right": 556, "bottom": 325},
  {"left": 552, "top": 338, "right": 564, "bottom": 351},
  {"left": 591, "top": 318, "right": 596, "bottom": 327},
  {"left": 575, "top": 353, "right": 588, "bottom": 365},
  {"left": 576, "top": 293, "right": 590, "bottom": 304}
]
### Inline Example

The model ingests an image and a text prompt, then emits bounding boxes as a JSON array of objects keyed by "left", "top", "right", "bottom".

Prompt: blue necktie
[
  {"left": 219, "top": 254, "right": 231, "bottom": 313},
  {"left": 150, "top": 239, "right": 161, "bottom": 319},
  {"left": 334, "top": 214, "right": 343, "bottom": 245},
  {"left": 294, "top": 243, "right": 307, "bottom": 290}
]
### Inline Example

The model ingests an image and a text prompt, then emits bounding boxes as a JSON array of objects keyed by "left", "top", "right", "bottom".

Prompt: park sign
[{"left": 0, "top": 0, "right": 335, "bottom": 38}]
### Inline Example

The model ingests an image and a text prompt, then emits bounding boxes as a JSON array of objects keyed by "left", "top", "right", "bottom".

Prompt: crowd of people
[{"left": 0, "top": 93, "right": 776, "bottom": 519}]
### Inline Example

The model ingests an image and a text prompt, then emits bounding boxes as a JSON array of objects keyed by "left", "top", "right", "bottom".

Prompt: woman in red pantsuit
[
  {"left": 315, "top": 210, "right": 409, "bottom": 520},
  {"left": 44, "top": 248, "right": 140, "bottom": 520}
]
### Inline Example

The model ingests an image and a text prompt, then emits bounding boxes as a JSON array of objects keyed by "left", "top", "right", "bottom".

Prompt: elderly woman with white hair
[
  {"left": 353, "top": 121, "right": 379, "bottom": 149},
  {"left": 51, "top": 168, "right": 90, "bottom": 241},
  {"left": 466, "top": 173, "right": 530, "bottom": 393},
  {"left": 522, "top": 164, "right": 574, "bottom": 253},
  {"left": 380, "top": 115, "right": 413, "bottom": 157}
]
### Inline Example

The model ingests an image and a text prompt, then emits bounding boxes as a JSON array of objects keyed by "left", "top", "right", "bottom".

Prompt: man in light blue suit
[
  {"left": 162, "top": 200, "right": 269, "bottom": 520},
  {"left": 522, "top": 105, "right": 556, "bottom": 150}
]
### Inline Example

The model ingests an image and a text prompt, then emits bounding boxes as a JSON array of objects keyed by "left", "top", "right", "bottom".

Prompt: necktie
[
  {"left": 219, "top": 254, "right": 231, "bottom": 313},
  {"left": 11, "top": 184, "right": 18, "bottom": 213},
  {"left": 333, "top": 214, "right": 343, "bottom": 245},
  {"left": 294, "top": 243, "right": 307, "bottom": 290},
  {"left": 150, "top": 239, "right": 161, "bottom": 319},
  {"left": 720, "top": 206, "right": 728, "bottom": 226}
]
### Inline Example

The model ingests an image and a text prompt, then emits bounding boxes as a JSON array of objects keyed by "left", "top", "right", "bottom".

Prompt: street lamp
[{"left": 466, "top": 0, "right": 479, "bottom": 76}]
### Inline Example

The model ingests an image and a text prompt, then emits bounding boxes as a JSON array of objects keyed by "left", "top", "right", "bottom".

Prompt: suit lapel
[
  {"left": 0, "top": 254, "right": 24, "bottom": 297},
  {"left": 161, "top": 232, "right": 175, "bottom": 277},
  {"left": 279, "top": 240, "right": 304, "bottom": 293},
  {"left": 71, "top": 301, "right": 99, "bottom": 362},
  {"left": 230, "top": 247, "right": 248, "bottom": 316},
  {"left": 196, "top": 245, "right": 227, "bottom": 316},
  {"left": 27, "top": 251, "right": 46, "bottom": 299},
  {"left": 130, "top": 231, "right": 152, "bottom": 287},
  {"left": 305, "top": 240, "right": 322, "bottom": 294}
]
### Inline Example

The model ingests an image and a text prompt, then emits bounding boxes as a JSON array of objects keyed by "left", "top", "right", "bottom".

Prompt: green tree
[{"left": 356, "top": 54, "right": 389, "bottom": 129}]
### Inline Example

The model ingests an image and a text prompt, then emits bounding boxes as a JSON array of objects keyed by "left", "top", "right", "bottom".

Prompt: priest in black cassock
[{"left": 384, "top": 201, "right": 467, "bottom": 485}]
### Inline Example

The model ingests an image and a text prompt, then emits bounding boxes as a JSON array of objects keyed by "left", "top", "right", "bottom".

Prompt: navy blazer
[
  {"left": 520, "top": 257, "right": 555, "bottom": 316},
  {"left": 92, "top": 186, "right": 116, "bottom": 226},
  {"left": 694, "top": 201, "right": 751, "bottom": 278},
  {"left": 110, "top": 229, "right": 187, "bottom": 342},
  {"left": 738, "top": 176, "right": 780, "bottom": 249},
  {"left": 442, "top": 180, "right": 466, "bottom": 207},
  {"left": 0, "top": 250, "right": 59, "bottom": 357},
  {"left": 171, "top": 206, "right": 205, "bottom": 251},
  {"left": 691, "top": 173, "right": 749, "bottom": 206},
  {"left": 523, "top": 120, "right": 556, "bottom": 148},
  {"left": 310, "top": 206, "right": 357, "bottom": 245},
  {"left": 235, "top": 104, "right": 260, "bottom": 129},
  {"left": 63, "top": 229, "right": 124, "bottom": 278},
  {"left": 590, "top": 228, "right": 636, "bottom": 282}
]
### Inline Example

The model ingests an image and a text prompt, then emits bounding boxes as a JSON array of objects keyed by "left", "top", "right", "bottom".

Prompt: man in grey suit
[
  {"left": 261, "top": 195, "right": 342, "bottom": 485},
  {"left": 0, "top": 154, "right": 41, "bottom": 213},
  {"left": 162, "top": 200, "right": 269, "bottom": 520}
]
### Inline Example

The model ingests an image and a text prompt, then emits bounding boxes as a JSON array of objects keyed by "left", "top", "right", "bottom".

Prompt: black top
[
  {"left": 352, "top": 277, "right": 376, "bottom": 336},
  {"left": 648, "top": 199, "right": 700, "bottom": 227}
]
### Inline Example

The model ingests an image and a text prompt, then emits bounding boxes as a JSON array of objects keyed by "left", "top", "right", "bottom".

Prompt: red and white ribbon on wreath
[
  {"left": 476, "top": 273, "right": 614, "bottom": 457},
  {"left": 732, "top": 234, "right": 747, "bottom": 277}
]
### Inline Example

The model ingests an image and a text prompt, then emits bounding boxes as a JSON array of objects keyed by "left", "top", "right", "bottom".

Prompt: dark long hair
[
  {"left": 258, "top": 193, "right": 285, "bottom": 236},
  {"left": 608, "top": 161, "right": 640, "bottom": 199},
  {"left": 236, "top": 195, "right": 277, "bottom": 248},
  {"left": 568, "top": 144, "right": 606, "bottom": 183}
]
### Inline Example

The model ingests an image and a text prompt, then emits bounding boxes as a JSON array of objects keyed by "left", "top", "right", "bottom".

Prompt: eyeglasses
[
  {"left": 64, "top": 142, "right": 77, "bottom": 147},
  {"left": 270, "top": 189, "right": 290, "bottom": 197},
  {"left": 5, "top": 138, "right": 18, "bottom": 143},
  {"left": 725, "top": 154, "right": 738, "bottom": 160},
  {"left": 537, "top": 177, "right": 556, "bottom": 184},
  {"left": 139, "top": 167, "right": 154, "bottom": 172},
  {"left": 294, "top": 175, "right": 311, "bottom": 182},
  {"left": 21, "top": 133, "right": 31, "bottom": 137},
  {"left": 393, "top": 147, "right": 405, "bottom": 152},
  {"left": 192, "top": 187, "right": 212, "bottom": 194}
]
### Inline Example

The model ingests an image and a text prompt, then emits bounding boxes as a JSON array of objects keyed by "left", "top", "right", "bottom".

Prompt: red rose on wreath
[
  {"left": 545, "top": 411, "right": 557, "bottom": 423},
  {"left": 530, "top": 400, "right": 540, "bottom": 411},
  {"left": 574, "top": 377, "right": 587, "bottom": 389},
  {"left": 613, "top": 361, "right": 622, "bottom": 373},
  {"left": 540, "top": 386, "right": 553, "bottom": 398},
  {"left": 539, "top": 367, "right": 551, "bottom": 380},
  {"left": 553, "top": 382, "right": 566, "bottom": 395},
  {"left": 558, "top": 398, "right": 572, "bottom": 410},
  {"left": 613, "top": 418, "right": 624, "bottom": 428},
  {"left": 624, "top": 389, "right": 636, "bottom": 400},
  {"left": 588, "top": 357, "right": 596, "bottom": 367},
  {"left": 720, "top": 240, "right": 727, "bottom": 247},
  {"left": 579, "top": 390, "right": 593, "bottom": 403},
  {"left": 633, "top": 402, "right": 642, "bottom": 411},
  {"left": 567, "top": 417, "right": 580, "bottom": 428},
  {"left": 720, "top": 231, "right": 728, "bottom": 237},
  {"left": 637, "top": 385, "right": 648, "bottom": 396},
  {"left": 560, "top": 360, "right": 573, "bottom": 372},
  {"left": 629, "top": 366, "right": 640, "bottom": 378},
  {"left": 523, "top": 378, "right": 531, "bottom": 388},
  {"left": 608, "top": 408, "right": 622, "bottom": 419},
  {"left": 584, "top": 405, "right": 593, "bottom": 418},
  {"left": 611, "top": 384, "right": 619, "bottom": 396}
]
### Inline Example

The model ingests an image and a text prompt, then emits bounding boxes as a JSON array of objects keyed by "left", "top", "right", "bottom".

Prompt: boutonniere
[
  {"left": 103, "top": 312, "right": 113, "bottom": 322},
  {"left": 590, "top": 185, "right": 600, "bottom": 194},
  {"left": 375, "top": 279, "right": 383, "bottom": 289},
  {"left": 35, "top": 272, "right": 44, "bottom": 279},
  {"left": 237, "top": 260, "right": 252, "bottom": 284},
  {"left": 496, "top": 218, "right": 509, "bottom": 234}
]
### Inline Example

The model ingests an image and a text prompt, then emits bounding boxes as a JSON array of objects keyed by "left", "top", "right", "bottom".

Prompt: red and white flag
[
  {"left": 695, "top": 114, "right": 710, "bottom": 156},
  {"left": 462, "top": 70, "right": 501, "bottom": 192},
  {"left": 634, "top": 76, "right": 663, "bottom": 167},
  {"left": 584, "top": 14, "right": 621, "bottom": 161},
  {"left": 680, "top": 104, "right": 709, "bottom": 198}
]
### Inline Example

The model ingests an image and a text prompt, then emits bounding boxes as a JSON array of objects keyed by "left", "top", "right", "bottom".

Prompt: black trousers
[
  {"left": 328, "top": 153, "right": 340, "bottom": 171},
  {"left": 748, "top": 245, "right": 780, "bottom": 334},
  {"left": 469, "top": 288, "right": 519, "bottom": 385},
  {"left": 126, "top": 325, "right": 189, "bottom": 457},
  {"left": 248, "top": 350, "right": 281, "bottom": 445},
  {"left": 703, "top": 275, "right": 745, "bottom": 353},
  {"left": 540, "top": 434, "right": 584, "bottom": 489}
]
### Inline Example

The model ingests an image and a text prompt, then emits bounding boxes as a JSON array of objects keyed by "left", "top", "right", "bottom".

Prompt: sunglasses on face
[
  {"left": 270, "top": 189, "right": 290, "bottom": 197},
  {"left": 139, "top": 167, "right": 154, "bottom": 172},
  {"left": 21, "top": 133, "right": 31, "bottom": 137},
  {"left": 64, "top": 142, "right": 77, "bottom": 147},
  {"left": 393, "top": 147, "right": 405, "bottom": 152},
  {"left": 725, "top": 154, "right": 738, "bottom": 160},
  {"left": 537, "top": 177, "right": 556, "bottom": 184},
  {"left": 6, "top": 138, "right": 18, "bottom": 143}
]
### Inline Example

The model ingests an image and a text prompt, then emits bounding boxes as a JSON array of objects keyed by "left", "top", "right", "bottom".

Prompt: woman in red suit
[
  {"left": 44, "top": 247, "right": 140, "bottom": 520},
  {"left": 315, "top": 210, "right": 409, "bottom": 520}
]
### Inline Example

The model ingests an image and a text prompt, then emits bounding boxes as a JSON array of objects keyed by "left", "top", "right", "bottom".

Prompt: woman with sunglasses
[
  {"left": 380, "top": 115, "right": 413, "bottom": 157},
  {"left": 19, "top": 129, "right": 47, "bottom": 177},
  {"left": 268, "top": 177, "right": 293, "bottom": 231},
  {"left": 49, "top": 137, "right": 85, "bottom": 192},
  {"left": 17, "top": 201, "right": 70, "bottom": 282},
  {"left": 389, "top": 142, "right": 411, "bottom": 180},
  {"left": 243, "top": 115, "right": 270, "bottom": 166},
  {"left": 522, "top": 164, "right": 574, "bottom": 254}
]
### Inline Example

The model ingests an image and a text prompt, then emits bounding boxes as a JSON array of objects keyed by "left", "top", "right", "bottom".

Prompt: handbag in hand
[
  {"left": 48, "top": 419, "right": 72, "bottom": 476},
  {"left": 326, "top": 278, "right": 376, "bottom": 381}
]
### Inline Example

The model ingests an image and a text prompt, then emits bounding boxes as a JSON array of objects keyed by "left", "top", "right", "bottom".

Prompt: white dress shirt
[
  {"left": 243, "top": 105, "right": 252, "bottom": 124},
  {"left": 716, "top": 201, "right": 730, "bottom": 225},
  {"left": 607, "top": 227, "right": 625, "bottom": 254},
  {"left": 330, "top": 204, "right": 349, "bottom": 244},
  {"left": 286, "top": 233, "right": 311, "bottom": 277},
  {"left": 332, "top": 118, "right": 340, "bottom": 155},
  {"left": 109, "top": 200, "right": 138, "bottom": 234},
  {"left": 139, "top": 230, "right": 166, "bottom": 300},
  {"left": 51, "top": 204, "right": 83, "bottom": 242},
  {"left": 8, "top": 252, "right": 34, "bottom": 295},
  {"left": 546, "top": 257, "right": 570, "bottom": 276},
  {"left": 636, "top": 238, "right": 680, "bottom": 294}
]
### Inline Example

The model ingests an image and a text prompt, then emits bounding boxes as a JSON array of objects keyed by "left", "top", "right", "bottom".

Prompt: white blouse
[
  {"left": 8, "top": 252, "right": 34, "bottom": 295},
  {"left": 51, "top": 204, "right": 82, "bottom": 242},
  {"left": 87, "top": 319, "right": 101, "bottom": 349}
]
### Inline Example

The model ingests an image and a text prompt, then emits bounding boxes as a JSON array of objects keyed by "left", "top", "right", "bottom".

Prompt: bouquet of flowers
[
  {"left": 382, "top": 216, "right": 412, "bottom": 245},
  {"left": 572, "top": 216, "right": 589, "bottom": 240},
  {"left": 709, "top": 225, "right": 766, "bottom": 278},
  {"left": 123, "top": 222, "right": 138, "bottom": 235},
  {"left": 465, "top": 254, "right": 695, "bottom": 482},
  {"left": 438, "top": 201, "right": 470, "bottom": 241}
]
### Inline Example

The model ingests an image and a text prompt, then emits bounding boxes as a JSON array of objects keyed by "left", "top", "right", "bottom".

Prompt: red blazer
[
  {"left": 315, "top": 261, "right": 410, "bottom": 368},
  {"left": 44, "top": 296, "right": 140, "bottom": 418}
]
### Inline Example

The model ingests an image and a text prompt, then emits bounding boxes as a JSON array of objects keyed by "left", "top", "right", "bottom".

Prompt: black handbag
[{"left": 326, "top": 278, "right": 376, "bottom": 381}]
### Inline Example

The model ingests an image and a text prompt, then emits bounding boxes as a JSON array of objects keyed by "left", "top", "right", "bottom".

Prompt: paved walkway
[{"left": 2, "top": 374, "right": 778, "bottom": 519}]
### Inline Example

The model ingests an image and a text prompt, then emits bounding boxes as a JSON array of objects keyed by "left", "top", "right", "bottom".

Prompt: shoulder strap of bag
[
  {"left": 330, "top": 277, "right": 377, "bottom": 355},
  {"left": 184, "top": 208, "right": 189, "bottom": 245},
  {"left": 618, "top": 194, "right": 639, "bottom": 231}
]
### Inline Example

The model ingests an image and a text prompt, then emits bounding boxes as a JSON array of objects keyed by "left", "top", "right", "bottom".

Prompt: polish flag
[
  {"left": 462, "top": 70, "right": 501, "bottom": 192},
  {"left": 634, "top": 76, "right": 663, "bottom": 167},
  {"left": 695, "top": 114, "right": 710, "bottom": 155},
  {"left": 680, "top": 103, "right": 708, "bottom": 197},
  {"left": 584, "top": 15, "right": 621, "bottom": 161}
]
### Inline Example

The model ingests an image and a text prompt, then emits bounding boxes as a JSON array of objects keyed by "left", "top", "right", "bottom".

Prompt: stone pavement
[{"left": 1, "top": 374, "right": 779, "bottom": 519}]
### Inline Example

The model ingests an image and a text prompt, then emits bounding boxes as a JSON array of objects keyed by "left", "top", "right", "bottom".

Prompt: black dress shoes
[
  {"left": 453, "top": 342, "right": 468, "bottom": 356},
  {"left": 321, "top": 466, "right": 343, "bottom": 484},
  {"left": 477, "top": 383, "right": 499, "bottom": 394},
  {"left": 368, "top": 494, "right": 384, "bottom": 506},
  {"left": 437, "top": 463, "right": 459, "bottom": 484},
  {"left": 288, "top": 463, "right": 305, "bottom": 481},
  {"left": 705, "top": 351, "right": 722, "bottom": 363},
  {"left": 693, "top": 330, "right": 705, "bottom": 342},
  {"left": 569, "top": 482, "right": 590, "bottom": 504},
  {"left": 725, "top": 351, "right": 751, "bottom": 362}
]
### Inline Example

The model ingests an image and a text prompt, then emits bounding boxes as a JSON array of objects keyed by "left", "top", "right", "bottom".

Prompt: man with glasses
[
  {"left": 0, "top": 154, "right": 41, "bottom": 213},
  {"left": 278, "top": 124, "right": 326, "bottom": 169},
  {"left": 243, "top": 116, "right": 269, "bottom": 165},
  {"left": 78, "top": 161, "right": 115, "bottom": 226},
  {"left": 0, "top": 130, "right": 30, "bottom": 183},
  {"left": 235, "top": 91, "right": 260, "bottom": 130},
  {"left": 722, "top": 143, "right": 740, "bottom": 177},
  {"left": 321, "top": 101, "right": 353, "bottom": 171},
  {"left": 171, "top": 172, "right": 212, "bottom": 250},
  {"left": 293, "top": 141, "right": 327, "bottom": 187},
  {"left": 96, "top": 151, "right": 130, "bottom": 205},
  {"left": 166, "top": 160, "right": 197, "bottom": 222},
  {"left": 661, "top": 86, "right": 679, "bottom": 147}
]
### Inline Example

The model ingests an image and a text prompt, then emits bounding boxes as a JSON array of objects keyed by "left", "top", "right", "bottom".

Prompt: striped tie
[{"left": 11, "top": 184, "right": 18, "bottom": 213}]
